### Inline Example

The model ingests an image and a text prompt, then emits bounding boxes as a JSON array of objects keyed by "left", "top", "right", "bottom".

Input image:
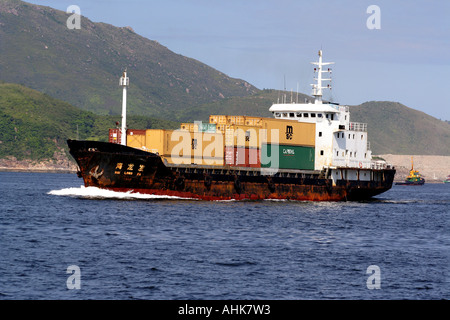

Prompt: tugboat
[
  {"left": 67, "top": 50, "right": 396, "bottom": 201},
  {"left": 395, "top": 157, "right": 425, "bottom": 185}
]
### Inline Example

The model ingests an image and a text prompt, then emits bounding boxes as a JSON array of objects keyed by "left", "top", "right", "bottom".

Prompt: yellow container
[
  {"left": 221, "top": 124, "right": 263, "bottom": 148},
  {"left": 145, "top": 129, "right": 167, "bottom": 154},
  {"left": 261, "top": 119, "right": 315, "bottom": 146},
  {"left": 210, "top": 115, "right": 266, "bottom": 127},
  {"left": 180, "top": 123, "right": 199, "bottom": 132},
  {"left": 244, "top": 116, "right": 263, "bottom": 127},
  {"left": 146, "top": 129, "right": 224, "bottom": 165},
  {"left": 209, "top": 115, "right": 228, "bottom": 125},
  {"left": 127, "top": 134, "right": 146, "bottom": 150}
]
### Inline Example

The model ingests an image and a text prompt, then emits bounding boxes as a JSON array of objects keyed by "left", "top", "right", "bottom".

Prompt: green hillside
[
  {"left": 0, "top": 83, "right": 177, "bottom": 161},
  {"left": 0, "top": 0, "right": 257, "bottom": 120},
  {"left": 349, "top": 101, "right": 450, "bottom": 156}
]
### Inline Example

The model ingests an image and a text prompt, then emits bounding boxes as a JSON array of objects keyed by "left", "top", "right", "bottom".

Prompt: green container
[
  {"left": 261, "top": 144, "right": 315, "bottom": 170},
  {"left": 200, "top": 123, "right": 216, "bottom": 133}
]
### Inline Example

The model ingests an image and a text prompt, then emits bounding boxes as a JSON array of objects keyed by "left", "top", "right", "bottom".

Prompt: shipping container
[
  {"left": 261, "top": 144, "right": 315, "bottom": 170},
  {"left": 180, "top": 122, "right": 217, "bottom": 133},
  {"left": 200, "top": 123, "right": 216, "bottom": 133},
  {"left": 225, "top": 146, "right": 261, "bottom": 168},
  {"left": 232, "top": 125, "right": 261, "bottom": 148},
  {"left": 261, "top": 119, "right": 315, "bottom": 147},
  {"left": 126, "top": 129, "right": 146, "bottom": 150},
  {"left": 180, "top": 123, "right": 199, "bottom": 132},
  {"left": 109, "top": 128, "right": 121, "bottom": 144},
  {"left": 209, "top": 115, "right": 227, "bottom": 125},
  {"left": 145, "top": 129, "right": 224, "bottom": 165},
  {"left": 244, "top": 116, "right": 263, "bottom": 127},
  {"left": 145, "top": 129, "right": 166, "bottom": 154},
  {"left": 210, "top": 115, "right": 264, "bottom": 127}
]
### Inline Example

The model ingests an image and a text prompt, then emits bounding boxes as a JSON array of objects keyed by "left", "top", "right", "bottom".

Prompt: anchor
[{"left": 89, "top": 165, "right": 104, "bottom": 179}]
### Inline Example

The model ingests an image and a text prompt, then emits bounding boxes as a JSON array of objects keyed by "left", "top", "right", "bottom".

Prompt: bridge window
[
  {"left": 319, "top": 132, "right": 322, "bottom": 137},
  {"left": 320, "top": 150, "right": 324, "bottom": 156},
  {"left": 289, "top": 113, "right": 295, "bottom": 118},
  {"left": 303, "top": 113, "right": 309, "bottom": 118},
  {"left": 275, "top": 113, "right": 281, "bottom": 117},
  {"left": 296, "top": 113, "right": 302, "bottom": 117},
  {"left": 318, "top": 113, "right": 323, "bottom": 118},
  {"left": 283, "top": 113, "right": 288, "bottom": 117},
  {"left": 311, "top": 113, "right": 316, "bottom": 118}
]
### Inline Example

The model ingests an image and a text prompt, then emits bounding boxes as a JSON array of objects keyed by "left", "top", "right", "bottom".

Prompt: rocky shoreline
[
  {"left": 0, "top": 156, "right": 77, "bottom": 173},
  {"left": 378, "top": 154, "right": 450, "bottom": 183}
]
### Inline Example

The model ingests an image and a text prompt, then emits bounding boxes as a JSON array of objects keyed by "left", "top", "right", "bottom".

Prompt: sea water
[{"left": 0, "top": 171, "right": 448, "bottom": 300}]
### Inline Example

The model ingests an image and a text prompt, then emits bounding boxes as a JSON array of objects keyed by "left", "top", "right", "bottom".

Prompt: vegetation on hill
[
  {"left": 0, "top": 83, "right": 178, "bottom": 161},
  {"left": 349, "top": 101, "right": 450, "bottom": 156},
  {"left": 0, "top": 0, "right": 257, "bottom": 120}
]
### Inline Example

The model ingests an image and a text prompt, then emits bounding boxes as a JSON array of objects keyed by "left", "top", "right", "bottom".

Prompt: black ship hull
[{"left": 67, "top": 140, "right": 396, "bottom": 201}]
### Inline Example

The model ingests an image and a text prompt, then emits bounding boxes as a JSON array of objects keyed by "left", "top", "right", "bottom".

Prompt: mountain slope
[
  {"left": 0, "top": 0, "right": 257, "bottom": 120},
  {"left": 0, "top": 82, "right": 178, "bottom": 161},
  {"left": 349, "top": 101, "right": 450, "bottom": 155}
]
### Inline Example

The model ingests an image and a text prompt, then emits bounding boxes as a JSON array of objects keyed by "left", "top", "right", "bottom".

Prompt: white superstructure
[{"left": 269, "top": 50, "right": 372, "bottom": 174}]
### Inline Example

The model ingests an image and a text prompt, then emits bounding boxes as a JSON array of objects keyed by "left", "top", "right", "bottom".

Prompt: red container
[
  {"left": 109, "top": 128, "right": 121, "bottom": 144},
  {"left": 225, "top": 146, "right": 260, "bottom": 167}
]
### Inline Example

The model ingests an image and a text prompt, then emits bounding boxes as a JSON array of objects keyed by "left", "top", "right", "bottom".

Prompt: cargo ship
[
  {"left": 68, "top": 50, "right": 396, "bottom": 201},
  {"left": 395, "top": 157, "right": 425, "bottom": 186}
]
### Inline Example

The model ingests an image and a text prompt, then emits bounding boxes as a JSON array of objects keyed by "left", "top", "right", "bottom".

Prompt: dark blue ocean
[{"left": 0, "top": 171, "right": 448, "bottom": 300}]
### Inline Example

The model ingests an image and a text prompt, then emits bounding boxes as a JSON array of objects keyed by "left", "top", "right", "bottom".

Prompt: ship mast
[
  {"left": 119, "top": 70, "right": 129, "bottom": 146},
  {"left": 310, "top": 50, "right": 334, "bottom": 104}
]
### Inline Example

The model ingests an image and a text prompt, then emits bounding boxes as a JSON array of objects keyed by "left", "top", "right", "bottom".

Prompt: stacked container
[
  {"left": 143, "top": 129, "right": 224, "bottom": 166},
  {"left": 114, "top": 115, "right": 316, "bottom": 170},
  {"left": 108, "top": 128, "right": 121, "bottom": 144},
  {"left": 260, "top": 119, "right": 315, "bottom": 170}
]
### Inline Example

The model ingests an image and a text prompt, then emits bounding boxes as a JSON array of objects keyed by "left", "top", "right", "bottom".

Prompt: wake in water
[{"left": 48, "top": 186, "right": 195, "bottom": 200}]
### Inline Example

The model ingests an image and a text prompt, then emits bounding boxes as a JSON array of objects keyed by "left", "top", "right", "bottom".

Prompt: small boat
[
  {"left": 395, "top": 157, "right": 425, "bottom": 185},
  {"left": 444, "top": 175, "right": 450, "bottom": 184}
]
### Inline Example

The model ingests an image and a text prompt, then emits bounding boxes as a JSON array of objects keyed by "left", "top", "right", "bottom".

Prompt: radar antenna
[{"left": 310, "top": 50, "right": 334, "bottom": 104}]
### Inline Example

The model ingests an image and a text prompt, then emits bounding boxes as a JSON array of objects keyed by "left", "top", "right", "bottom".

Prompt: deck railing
[{"left": 349, "top": 122, "right": 367, "bottom": 132}]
